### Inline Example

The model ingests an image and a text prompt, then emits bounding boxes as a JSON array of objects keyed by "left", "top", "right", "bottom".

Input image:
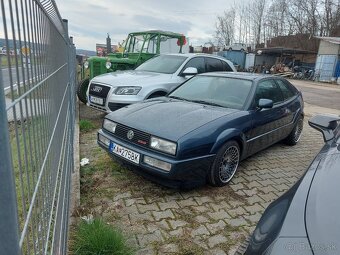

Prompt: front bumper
[
  {"left": 87, "top": 82, "right": 144, "bottom": 113},
  {"left": 97, "top": 129, "right": 215, "bottom": 188},
  {"left": 88, "top": 93, "right": 144, "bottom": 113}
]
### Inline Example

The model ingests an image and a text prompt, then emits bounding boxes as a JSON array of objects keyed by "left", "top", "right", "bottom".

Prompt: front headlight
[
  {"left": 115, "top": 86, "right": 141, "bottom": 95},
  {"left": 150, "top": 136, "right": 177, "bottom": 155},
  {"left": 105, "top": 61, "right": 112, "bottom": 69},
  {"left": 83, "top": 61, "right": 89, "bottom": 69},
  {"left": 103, "top": 119, "right": 117, "bottom": 133}
]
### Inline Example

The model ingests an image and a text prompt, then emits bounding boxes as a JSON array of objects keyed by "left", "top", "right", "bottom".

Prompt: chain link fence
[{"left": 0, "top": 0, "right": 76, "bottom": 254}]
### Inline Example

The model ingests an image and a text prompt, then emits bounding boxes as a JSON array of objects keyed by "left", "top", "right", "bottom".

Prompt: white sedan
[{"left": 86, "top": 53, "right": 236, "bottom": 112}]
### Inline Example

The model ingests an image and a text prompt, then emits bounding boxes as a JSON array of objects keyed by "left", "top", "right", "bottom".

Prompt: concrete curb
[{"left": 69, "top": 98, "right": 80, "bottom": 226}]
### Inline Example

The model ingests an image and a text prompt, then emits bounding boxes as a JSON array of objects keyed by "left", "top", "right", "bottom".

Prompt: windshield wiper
[
  {"left": 189, "top": 100, "right": 224, "bottom": 107},
  {"left": 168, "top": 95, "right": 189, "bottom": 101}
]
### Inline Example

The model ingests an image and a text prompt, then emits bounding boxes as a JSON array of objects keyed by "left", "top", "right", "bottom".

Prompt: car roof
[
  {"left": 163, "top": 53, "right": 233, "bottom": 61},
  {"left": 165, "top": 53, "right": 215, "bottom": 56},
  {"left": 198, "top": 72, "right": 278, "bottom": 81},
  {"left": 128, "top": 30, "right": 184, "bottom": 37}
]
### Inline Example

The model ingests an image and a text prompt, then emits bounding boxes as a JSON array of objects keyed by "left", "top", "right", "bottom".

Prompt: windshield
[
  {"left": 136, "top": 55, "right": 187, "bottom": 74},
  {"left": 169, "top": 76, "right": 253, "bottom": 109}
]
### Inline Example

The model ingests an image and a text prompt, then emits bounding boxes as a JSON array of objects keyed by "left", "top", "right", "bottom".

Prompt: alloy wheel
[
  {"left": 219, "top": 145, "right": 240, "bottom": 183},
  {"left": 294, "top": 118, "right": 303, "bottom": 143}
]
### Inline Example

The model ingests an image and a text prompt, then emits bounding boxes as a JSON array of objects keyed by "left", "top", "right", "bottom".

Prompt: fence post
[{"left": 0, "top": 57, "right": 21, "bottom": 254}]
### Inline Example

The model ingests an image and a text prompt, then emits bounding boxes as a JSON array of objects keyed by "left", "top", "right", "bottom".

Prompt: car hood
[
  {"left": 91, "top": 70, "right": 173, "bottom": 86},
  {"left": 106, "top": 97, "right": 239, "bottom": 141},
  {"left": 305, "top": 151, "right": 340, "bottom": 255}
]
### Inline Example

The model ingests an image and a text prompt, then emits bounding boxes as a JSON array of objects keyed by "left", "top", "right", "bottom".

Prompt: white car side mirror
[{"left": 182, "top": 67, "right": 198, "bottom": 77}]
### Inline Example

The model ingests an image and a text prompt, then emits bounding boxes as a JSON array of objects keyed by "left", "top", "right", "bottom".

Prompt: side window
[
  {"left": 255, "top": 80, "right": 284, "bottom": 104},
  {"left": 146, "top": 37, "right": 157, "bottom": 54},
  {"left": 284, "top": 80, "right": 299, "bottom": 95},
  {"left": 222, "top": 61, "right": 233, "bottom": 71},
  {"left": 183, "top": 57, "right": 205, "bottom": 73},
  {"left": 206, "top": 58, "right": 224, "bottom": 72},
  {"left": 276, "top": 79, "right": 295, "bottom": 100}
]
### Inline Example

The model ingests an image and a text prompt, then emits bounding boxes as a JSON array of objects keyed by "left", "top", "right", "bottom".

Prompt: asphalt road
[
  {"left": 291, "top": 81, "right": 340, "bottom": 110},
  {"left": 1, "top": 66, "right": 23, "bottom": 90}
]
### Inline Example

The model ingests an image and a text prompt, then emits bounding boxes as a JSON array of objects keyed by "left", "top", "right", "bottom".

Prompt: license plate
[
  {"left": 89, "top": 95, "right": 104, "bottom": 105},
  {"left": 109, "top": 142, "right": 140, "bottom": 164}
]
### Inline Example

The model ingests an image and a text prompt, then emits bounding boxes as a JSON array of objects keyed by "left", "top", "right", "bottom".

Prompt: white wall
[{"left": 318, "top": 40, "right": 340, "bottom": 55}]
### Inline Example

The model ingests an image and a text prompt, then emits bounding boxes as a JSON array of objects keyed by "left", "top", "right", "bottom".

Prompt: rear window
[
  {"left": 222, "top": 61, "right": 233, "bottom": 71},
  {"left": 206, "top": 58, "right": 224, "bottom": 72},
  {"left": 276, "top": 79, "right": 295, "bottom": 100}
]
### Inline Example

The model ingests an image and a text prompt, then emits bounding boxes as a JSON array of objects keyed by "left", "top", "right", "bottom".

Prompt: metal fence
[{"left": 0, "top": 0, "right": 76, "bottom": 254}]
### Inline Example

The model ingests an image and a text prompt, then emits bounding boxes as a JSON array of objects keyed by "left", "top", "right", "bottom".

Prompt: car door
[
  {"left": 274, "top": 79, "right": 301, "bottom": 137},
  {"left": 246, "top": 79, "right": 286, "bottom": 156}
]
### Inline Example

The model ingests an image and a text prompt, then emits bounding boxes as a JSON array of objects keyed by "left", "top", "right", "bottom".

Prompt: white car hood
[{"left": 91, "top": 70, "right": 173, "bottom": 86}]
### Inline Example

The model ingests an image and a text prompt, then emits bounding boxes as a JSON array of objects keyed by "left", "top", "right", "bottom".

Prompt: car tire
[
  {"left": 77, "top": 78, "right": 89, "bottom": 104},
  {"left": 284, "top": 115, "right": 303, "bottom": 146},
  {"left": 208, "top": 140, "right": 240, "bottom": 187}
]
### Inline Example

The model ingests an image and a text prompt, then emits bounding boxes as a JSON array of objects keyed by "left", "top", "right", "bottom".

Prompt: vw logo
[
  {"left": 91, "top": 86, "right": 102, "bottom": 93},
  {"left": 127, "top": 130, "right": 134, "bottom": 140}
]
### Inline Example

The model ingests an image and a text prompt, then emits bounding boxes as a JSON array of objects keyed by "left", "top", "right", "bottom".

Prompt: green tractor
[{"left": 78, "top": 30, "right": 188, "bottom": 103}]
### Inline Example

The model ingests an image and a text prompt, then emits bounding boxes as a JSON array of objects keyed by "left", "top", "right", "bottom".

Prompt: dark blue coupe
[{"left": 97, "top": 72, "right": 304, "bottom": 187}]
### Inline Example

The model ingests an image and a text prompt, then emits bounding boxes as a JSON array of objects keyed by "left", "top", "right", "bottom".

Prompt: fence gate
[{"left": 0, "top": 0, "right": 76, "bottom": 254}]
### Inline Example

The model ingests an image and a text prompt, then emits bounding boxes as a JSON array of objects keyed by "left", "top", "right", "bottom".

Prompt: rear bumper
[{"left": 97, "top": 129, "right": 215, "bottom": 188}]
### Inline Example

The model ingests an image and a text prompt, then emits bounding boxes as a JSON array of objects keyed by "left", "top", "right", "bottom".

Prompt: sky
[{"left": 56, "top": 0, "right": 234, "bottom": 50}]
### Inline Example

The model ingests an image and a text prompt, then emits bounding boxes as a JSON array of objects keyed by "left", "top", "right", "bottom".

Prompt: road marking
[{"left": 3, "top": 77, "right": 38, "bottom": 94}]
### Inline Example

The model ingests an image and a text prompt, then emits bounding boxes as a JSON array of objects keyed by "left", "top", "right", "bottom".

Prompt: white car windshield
[
  {"left": 169, "top": 76, "right": 253, "bottom": 110},
  {"left": 136, "top": 55, "right": 187, "bottom": 74}
]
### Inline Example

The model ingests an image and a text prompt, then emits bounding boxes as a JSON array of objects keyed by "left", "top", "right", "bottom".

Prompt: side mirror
[
  {"left": 258, "top": 99, "right": 273, "bottom": 109},
  {"left": 308, "top": 114, "right": 340, "bottom": 142},
  {"left": 182, "top": 67, "right": 198, "bottom": 77}
]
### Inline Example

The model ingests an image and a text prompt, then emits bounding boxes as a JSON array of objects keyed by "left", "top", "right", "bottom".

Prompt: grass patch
[
  {"left": 79, "top": 119, "right": 96, "bottom": 132},
  {"left": 70, "top": 218, "right": 135, "bottom": 255}
]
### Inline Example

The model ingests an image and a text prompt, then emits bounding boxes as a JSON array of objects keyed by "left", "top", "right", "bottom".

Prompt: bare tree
[
  {"left": 215, "top": 8, "right": 236, "bottom": 49},
  {"left": 266, "top": 0, "right": 289, "bottom": 37},
  {"left": 322, "top": 0, "right": 340, "bottom": 35},
  {"left": 252, "top": 0, "right": 266, "bottom": 46},
  {"left": 214, "top": 0, "right": 339, "bottom": 49}
]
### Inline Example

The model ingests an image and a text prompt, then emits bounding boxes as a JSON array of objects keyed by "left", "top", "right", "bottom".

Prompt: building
[{"left": 315, "top": 37, "right": 340, "bottom": 82}]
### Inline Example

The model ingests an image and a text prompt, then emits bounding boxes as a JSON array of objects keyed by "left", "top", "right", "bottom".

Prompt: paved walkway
[{"left": 78, "top": 102, "right": 340, "bottom": 255}]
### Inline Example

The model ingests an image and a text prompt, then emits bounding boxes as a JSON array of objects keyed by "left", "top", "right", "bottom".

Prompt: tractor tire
[{"left": 77, "top": 78, "right": 89, "bottom": 104}]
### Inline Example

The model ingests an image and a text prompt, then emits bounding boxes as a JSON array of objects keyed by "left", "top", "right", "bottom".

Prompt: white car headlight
[
  {"left": 105, "top": 61, "right": 112, "bottom": 69},
  {"left": 83, "top": 61, "right": 89, "bottom": 69},
  {"left": 150, "top": 136, "right": 177, "bottom": 155},
  {"left": 115, "top": 86, "right": 141, "bottom": 95},
  {"left": 103, "top": 119, "right": 117, "bottom": 133}
]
